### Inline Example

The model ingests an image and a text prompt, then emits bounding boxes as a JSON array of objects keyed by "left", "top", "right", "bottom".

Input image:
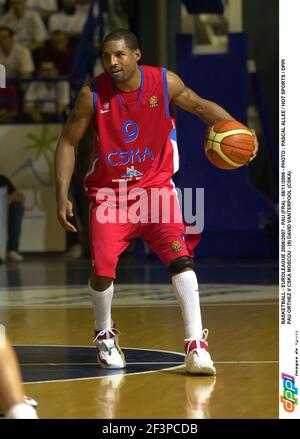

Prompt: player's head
[{"left": 102, "top": 29, "right": 141, "bottom": 83}]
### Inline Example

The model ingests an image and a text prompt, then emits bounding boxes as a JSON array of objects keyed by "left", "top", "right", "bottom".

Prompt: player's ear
[{"left": 134, "top": 49, "right": 141, "bottom": 63}]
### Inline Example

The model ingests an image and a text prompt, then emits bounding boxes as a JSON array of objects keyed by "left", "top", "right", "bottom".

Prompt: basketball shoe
[
  {"left": 93, "top": 326, "right": 126, "bottom": 369},
  {"left": 0, "top": 395, "right": 38, "bottom": 417},
  {"left": 185, "top": 329, "right": 216, "bottom": 375}
]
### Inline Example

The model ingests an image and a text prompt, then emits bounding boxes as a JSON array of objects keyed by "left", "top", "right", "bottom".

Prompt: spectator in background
[
  {"left": 77, "top": 0, "right": 92, "bottom": 13},
  {"left": 107, "top": 0, "right": 128, "bottom": 30},
  {"left": 0, "top": 175, "right": 25, "bottom": 262},
  {"left": 23, "top": 61, "right": 69, "bottom": 122},
  {"left": 0, "top": 0, "right": 5, "bottom": 14},
  {"left": 26, "top": 0, "right": 58, "bottom": 20},
  {"left": 48, "top": 0, "right": 87, "bottom": 43},
  {"left": 0, "top": 82, "right": 19, "bottom": 122},
  {"left": 36, "top": 30, "right": 75, "bottom": 76},
  {"left": 0, "top": 0, "right": 48, "bottom": 51},
  {"left": 0, "top": 26, "right": 34, "bottom": 78}
]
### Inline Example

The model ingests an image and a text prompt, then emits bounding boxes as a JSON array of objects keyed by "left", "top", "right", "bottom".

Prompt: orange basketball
[{"left": 204, "top": 120, "right": 255, "bottom": 170}]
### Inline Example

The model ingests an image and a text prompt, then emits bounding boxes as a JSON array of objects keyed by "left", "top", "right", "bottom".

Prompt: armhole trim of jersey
[{"left": 162, "top": 67, "right": 170, "bottom": 118}]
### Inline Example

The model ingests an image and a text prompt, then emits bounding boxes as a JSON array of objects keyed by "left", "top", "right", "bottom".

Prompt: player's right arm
[{"left": 55, "top": 84, "right": 94, "bottom": 232}]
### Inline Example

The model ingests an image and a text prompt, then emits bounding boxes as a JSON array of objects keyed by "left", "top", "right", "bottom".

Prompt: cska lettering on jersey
[{"left": 106, "top": 146, "right": 154, "bottom": 166}]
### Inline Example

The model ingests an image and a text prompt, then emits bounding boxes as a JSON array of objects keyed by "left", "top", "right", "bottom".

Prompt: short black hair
[
  {"left": 0, "top": 26, "right": 14, "bottom": 37},
  {"left": 103, "top": 29, "right": 139, "bottom": 51}
]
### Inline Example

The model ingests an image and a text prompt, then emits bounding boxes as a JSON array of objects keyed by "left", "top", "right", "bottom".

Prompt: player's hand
[
  {"left": 57, "top": 199, "right": 77, "bottom": 232},
  {"left": 248, "top": 129, "right": 259, "bottom": 163}
]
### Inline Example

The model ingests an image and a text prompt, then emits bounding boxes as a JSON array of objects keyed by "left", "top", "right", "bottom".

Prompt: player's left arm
[{"left": 167, "top": 70, "right": 258, "bottom": 161}]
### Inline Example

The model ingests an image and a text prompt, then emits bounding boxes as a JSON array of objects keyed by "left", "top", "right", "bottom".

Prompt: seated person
[
  {"left": 0, "top": 0, "right": 48, "bottom": 51},
  {"left": 26, "top": 0, "right": 58, "bottom": 20},
  {"left": 23, "top": 61, "right": 70, "bottom": 122},
  {"left": 0, "top": 175, "right": 25, "bottom": 262},
  {"left": 48, "top": 0, "right": 87, "bottom": 44},
  {"left": 36, "top": 30, "right": 75, "bottom": 76},
  {"left": 0, "top": 26, "right": 35, "bottom": 78}
]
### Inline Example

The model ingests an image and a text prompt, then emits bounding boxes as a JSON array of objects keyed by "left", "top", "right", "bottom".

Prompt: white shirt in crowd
[
  {"left": 0, "top": 10, "right": 48, "bottom": 47},
  {"left": 0, "top": 42, "right": 34, "bottom": 77},
  {"left": 24, "top": 81, "right": 70, "bottom": 113},
  {"left": 48, "top": 9, "right": 87, "bottom": 36},
  {"left": 26, "top": 0, "right": 58, "bottom": 14}
]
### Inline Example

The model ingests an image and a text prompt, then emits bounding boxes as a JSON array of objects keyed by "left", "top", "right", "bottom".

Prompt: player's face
[{"left": 102, "top": 39, "right": 141, "bottom": 83}]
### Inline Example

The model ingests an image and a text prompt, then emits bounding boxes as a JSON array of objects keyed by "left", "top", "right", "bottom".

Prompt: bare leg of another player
[{"left": 0, "top": 335, "right": 38, "bottom": 418}]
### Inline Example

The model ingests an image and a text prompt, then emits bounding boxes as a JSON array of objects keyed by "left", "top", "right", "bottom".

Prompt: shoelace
[
  {"left": 202, "top": 328, "right": 209, "bottom": 342},
  {"left": 185, "top": 329, "right": 210, "bottom": 353},
  {"left": 93, "top": 328, "right": 120, "bottom": 343}
]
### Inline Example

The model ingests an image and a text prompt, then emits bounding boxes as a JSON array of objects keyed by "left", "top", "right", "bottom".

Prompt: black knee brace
[{"left": 169, "top": 256, "right": 195, "bottom": 274}]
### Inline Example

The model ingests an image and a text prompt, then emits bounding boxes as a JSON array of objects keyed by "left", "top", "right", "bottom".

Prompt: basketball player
[
  {"left": 55, "top": 29, "right": 258, "bottom": 375},
  {"left": 0, "top": 333, "right": 38, "bottom": 419}
]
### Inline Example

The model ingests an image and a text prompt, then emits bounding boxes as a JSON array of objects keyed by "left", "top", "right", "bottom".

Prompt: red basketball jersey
[{"left": 84, "top": 65, "right": 179, "bottom": 199}]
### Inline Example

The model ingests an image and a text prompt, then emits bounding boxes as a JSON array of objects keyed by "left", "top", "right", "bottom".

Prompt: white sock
[
  {"left": 172, "top": 271, "right": 203, "bottom": 340},
  {"left": 6, "top": 403, "right": 38, "bottom": 419},
  {"left": 89, "top": 282, "right": 114, "bottom": 331}
]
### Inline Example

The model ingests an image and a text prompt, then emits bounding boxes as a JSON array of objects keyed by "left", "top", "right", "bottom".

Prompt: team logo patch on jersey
[
  {"left": 171, "top": 240, "right": 182, "bottom": 252},
  {"left": 122, "top": 166, "right": 143, "bottom": 178},
  {"left": 149, "top": 96, "right": 159, "bottom": 108}
]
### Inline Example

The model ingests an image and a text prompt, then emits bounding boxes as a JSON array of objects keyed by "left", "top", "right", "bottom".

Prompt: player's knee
[
  {"left": 169, "top": 256, "right": 195, "bottom": 275},
  {"left": 90, "top": 273, "right": 113, "bottom": 291}
]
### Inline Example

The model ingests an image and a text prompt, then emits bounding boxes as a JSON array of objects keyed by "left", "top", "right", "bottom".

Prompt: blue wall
[{"left": 175, "top": 34, "right": 276, "bottom": 257}]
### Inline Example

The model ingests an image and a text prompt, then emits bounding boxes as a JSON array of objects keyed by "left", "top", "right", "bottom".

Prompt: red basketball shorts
[{"left": 89, "top": 191, "right": 196, "bottom": 278}]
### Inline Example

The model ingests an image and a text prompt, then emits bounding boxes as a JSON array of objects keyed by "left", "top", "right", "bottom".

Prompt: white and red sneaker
[
  {"left": 93, "top": 326, "right": 126, "bottom": 369},
  {"left": 0, "top": 395, "right": 38, "bottom": 418},
  {"left": 185, "top": 329, "right": 216, "bottom": 375}
]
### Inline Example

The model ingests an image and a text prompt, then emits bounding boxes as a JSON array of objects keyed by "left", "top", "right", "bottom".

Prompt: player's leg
[
  {"left": 142, "top": 206, "right": 215, "bottom": 375},
  {"left": 169, "top": 257, "right": 215, "bottom": 375},
  {"left": 0, "top": 334, "right": 38, "bottom": 418},
  {"left": 88, "top": 203, "right": 129, "bottom": 369},
  {"left": 169, "top": 256, "right": 203, "bottom": 340},
  {"left": 90, "top": 274, "right": 115, "bottom": 333}
]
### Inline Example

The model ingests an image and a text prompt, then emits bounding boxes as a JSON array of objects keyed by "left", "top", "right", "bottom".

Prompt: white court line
[
  {"left": 23, "top": 360, "right": 278, "bottom": 386},
  {"left": 20, "top": 360, "right": 278, "bottom": 367},
  {"left": 215, "top": 360, "right": 278, "bottom": 364},
  {"left": 20, "top": 362, "right": 183, "bottom": 366},
  {"left": 1, "top": 283, "right": 278, "bottom": 291},
  {"left": 19, "top": 345, "right": 185, "bottom": 384},
  {"left": 23, "top": 365, "right": 185, "bottom": 385},
  {"left": 202, "top": 302, "right": 278, "bottom": 307},
  {"left": 17, "top": 344, "right": 278, "bottom": 385},
  {"left": 1, "top": 302, "right": 278, "bottom": 310}
]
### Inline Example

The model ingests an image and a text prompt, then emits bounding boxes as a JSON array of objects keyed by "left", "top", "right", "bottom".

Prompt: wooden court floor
[{"left": 3, "top": 300, "right": 278, "bottom": 419}]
